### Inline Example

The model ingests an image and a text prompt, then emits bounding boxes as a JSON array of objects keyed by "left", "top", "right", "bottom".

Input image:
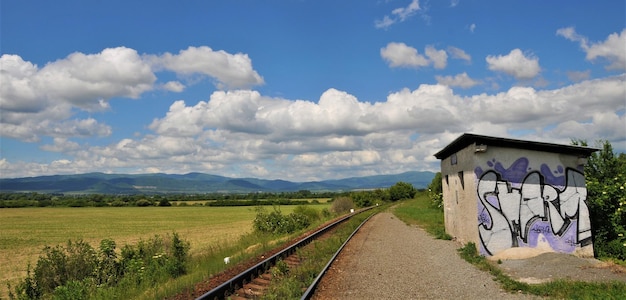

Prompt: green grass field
[{"left": 0, "top": 204, "right": 329, "bottom": 297}]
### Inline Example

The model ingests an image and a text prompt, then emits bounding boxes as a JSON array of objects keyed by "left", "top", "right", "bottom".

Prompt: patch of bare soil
[{"left": 496, "top": 252, "right": 626, "bottom": 284}]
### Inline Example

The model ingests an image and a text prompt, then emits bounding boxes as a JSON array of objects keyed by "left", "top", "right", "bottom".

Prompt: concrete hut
[{"left": 433, "top": 133, "right": 598, "bottom": 258}]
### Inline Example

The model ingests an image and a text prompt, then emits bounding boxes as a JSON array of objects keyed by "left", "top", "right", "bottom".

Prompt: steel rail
[
  {"left": 195, "top": 206, "right": 374, "bottom": 300},
  {"left": 300, "top": 212, "right": 375, "bottom": 300}
]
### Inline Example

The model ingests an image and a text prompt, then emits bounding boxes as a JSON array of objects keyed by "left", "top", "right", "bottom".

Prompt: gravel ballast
[{"left": 312, "top": 212, "right": 540, "bottom": 299}]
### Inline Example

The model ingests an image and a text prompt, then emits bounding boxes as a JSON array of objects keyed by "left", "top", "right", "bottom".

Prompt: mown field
[{"left": 0, "top": 204, "right": 330, "bottom": 297}]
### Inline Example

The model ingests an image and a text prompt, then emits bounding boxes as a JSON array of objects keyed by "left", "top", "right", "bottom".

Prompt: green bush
[
  {"left": 350, "top": 190, "right": 376, "bottom": 207},
  {"left": 388, "top": 182, "right": 416, "bottom": 201},
  {"left": 8, "top": 266, "right": 40, "bottom": 300},
  {"left": 9, "top": 234, "right": 190, "bottom": 299},
  {"left": 427, "top": 172, "right": 443, "bottom": 210},
  {"left": 167, "top": 233, "right": 190, "bottom": 277},
  {"left": 348, "top": 188, "right": 390, "bottom": 206},
  {"left": 135, "top": 199, "right": 153, "bottom": 207},
  {"left": 96, "top": 239, "right": 120, "bottom": 286},
  {"left": 52, "top": 279, "right": 90, "bottom": 300},
  {"left": 287, "top": 212, "right": 311, "bottom": 232},
  {"left": 293, "top": 205, "right": 320, "bottom": 221},
  {"left": 252, "top": 208, "right": 283, "bottom": 234},
  {"left": 33, "top": 240, "right": 98, "bottom": 295},
  {"left": 252, "top": 207, "right": 312, "bottom": 234},
  {"left": 110, "top": 200, "right": 127, "bottom": 207},
  {"left": 158, "top": 199, "right": 172, "bottom": 206},
  {"left": 330, "top": 197, "right": 354, "bottom": 214},
  {"left": 119, "top": 233, "right": 190, "bottom": 280}
]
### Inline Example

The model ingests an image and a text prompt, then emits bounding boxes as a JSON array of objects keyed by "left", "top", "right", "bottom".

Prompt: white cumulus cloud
[
  {"left": 0, "top": 47, "right": 154, "bottom": 141},
  {"left": 148, "top": 46, "right": 265, "bottom": 89},
  {"left": 381, "top": 42, "right": 429, "bottom": 68},
  {"left": 381, "top": 43, "right": 448, "bottom": 69},
  {"left": 558, "top": 27, "right": 626, "bottom": 70},
  {"left": 162, "top": 81, "right": 185, "bottom": 92},
  {"left": 147, "top": 75, "right": 623, "bottom": 179},
  {"left": 435, "top": 73, "right": 480, "bottom": 88},
  {"left": 486, "top": 48, "right": 541, "bottom": 79},
  {"left": 425, "top": 46, "right": 448, "bottom": 69},
  {"left": 1, "top": 44, "right": 624, "bottom": 180},
  {"left": 375, "top": 0, "right": 422, "bottom": 29},
  {"left": 447, "top": 46, "right": 471, "bottom": 62},
  {"left": 0, "top": 46, "right": 264, "bottom": 142}
]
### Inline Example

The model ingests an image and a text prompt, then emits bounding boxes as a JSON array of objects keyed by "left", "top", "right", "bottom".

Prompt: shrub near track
[
  {"left": 8, "top": 234, "right": 190, "bottom": 300},
  {"left": 252, "top": 206, "right": 313, "bottom": 235}
]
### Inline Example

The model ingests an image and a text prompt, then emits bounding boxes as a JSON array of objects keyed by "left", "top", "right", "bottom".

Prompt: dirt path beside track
[{"left": 312, "top": 212, "right": 625, "bottom": 299}]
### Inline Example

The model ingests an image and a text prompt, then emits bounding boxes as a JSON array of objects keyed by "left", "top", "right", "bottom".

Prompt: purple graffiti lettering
[
  {"left": 478, "top": 212, "right": 491, "bottom": 226},
  {"left": 540, "top": 163, "right": 566, "bottom": 187},
  {"left": 494, "top": 157, "right": 529, "bottom": 184},
  {"left": 475, "top": 166, "right": 484, "bottom": 178}
]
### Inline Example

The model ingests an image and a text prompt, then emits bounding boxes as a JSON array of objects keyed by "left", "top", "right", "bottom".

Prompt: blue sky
[{"left": 1, "top": 0, "right": 625, "bottom": 181}]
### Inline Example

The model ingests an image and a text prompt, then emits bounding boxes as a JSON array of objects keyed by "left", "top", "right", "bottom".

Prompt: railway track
[{"left": 194, "top": 207, "right": 376, "bottom": 300}]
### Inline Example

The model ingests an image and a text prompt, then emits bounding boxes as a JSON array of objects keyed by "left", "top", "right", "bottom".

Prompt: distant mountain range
[{"left": 0, "top": 171, "right": 436, "bottom": 194}]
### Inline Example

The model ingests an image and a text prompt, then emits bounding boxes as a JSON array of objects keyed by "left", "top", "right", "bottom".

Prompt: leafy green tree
[
  {"left": 350, "top": 191, "right": 375, "bottom": 207},
  {"left": 372, "top": 188, "right": 390, "bottom": 202},
  {"left": 573, "top": 139, "right": 626, "bottom": 259},
  {"left": 388, "top": 182, "right": 416, "bottom": 201},
  {"left": 158, "top": 199, "right": 172, "bottom": 206},
  {"left": 296, "top": 190, "right": 312, "bottom": 198}
]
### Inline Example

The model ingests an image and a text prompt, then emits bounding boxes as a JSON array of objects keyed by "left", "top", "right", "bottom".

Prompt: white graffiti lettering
[{"left": 477, "top": 168, "right": 591, "bottom": 256}]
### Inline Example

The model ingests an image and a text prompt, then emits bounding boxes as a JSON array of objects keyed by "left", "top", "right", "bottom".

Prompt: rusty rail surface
[
  {"left": 195, "top": 206, "right": 375, "bottom": 300},
  {"left": 300, "top": 212, "right": 375, "bottom": 300}
]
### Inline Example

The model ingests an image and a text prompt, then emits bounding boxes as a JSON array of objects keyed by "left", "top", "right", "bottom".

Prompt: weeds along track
[{"left": 192, "top": 207, "right": 376, "bottom": 300}]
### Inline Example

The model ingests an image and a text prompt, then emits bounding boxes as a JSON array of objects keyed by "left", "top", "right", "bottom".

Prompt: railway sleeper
[
  {"left": 284, "top": 255, "right": 301, "bottom": 267},
  {"left": 194, "top": 207, "right": 376, "bottom": 300},
  {"left": 234, "top": 283, "right": 267, "bottom": 299}
]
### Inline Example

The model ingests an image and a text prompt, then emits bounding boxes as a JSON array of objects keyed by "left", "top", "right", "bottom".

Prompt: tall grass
[{"left": 393, "top": 192, "right": 451, "bottom": 240}]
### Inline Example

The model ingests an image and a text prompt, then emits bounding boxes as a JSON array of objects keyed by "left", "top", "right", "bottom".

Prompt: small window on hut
[{"left": 450, "top": 153, "right": 457, "bottom": 165}]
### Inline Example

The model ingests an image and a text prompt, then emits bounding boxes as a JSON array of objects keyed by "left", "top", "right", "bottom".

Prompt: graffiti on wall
[{"left": 474, "top": 157, "right": 592, "bottom": 256}]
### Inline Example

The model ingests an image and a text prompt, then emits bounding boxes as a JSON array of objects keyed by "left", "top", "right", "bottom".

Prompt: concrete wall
[
  {"left": 440, "top": 143, "right": 480, "bottom": 245},
  {"left": 442, "top": 145, "right": 594, "bottom": 258}
]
